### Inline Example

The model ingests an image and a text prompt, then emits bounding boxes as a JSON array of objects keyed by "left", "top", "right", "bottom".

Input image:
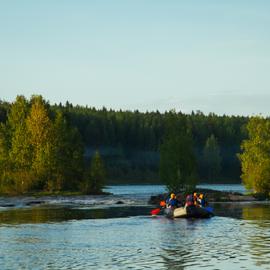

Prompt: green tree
[
  {"left": 0, "top": 125, "right": 8, "bottom": 168},
  {"left": 203, "top": 134, "right": 222, "bottom": 182},
  {"left": 0, "top": 95, "right": 85, "bottom": 194},
  {"left": 0, "top": 94, "right": 254, "bottom": 190},
  {"left": 26, "top": 95, "right": 54, "bottom": 189},
  {"left": 49, "top": 111, "right": 84, "bottom": 191},
  {"left": 83, "top": 151, "right": 106, "bottom": 194},
  {"left": 239, "top": 117, "right": 270, "bottom": 195},
  {"left": 6, "top": 95, "right": 29, "bottom": 134},
  {"left": 0, "top": 124, "right": 9, "bottom": 192},
  {"left": 159, "top": 111, "right": 197, "bottom": 192},
  {"left": 3, "top": 96, "right": 33, "bottom": 193}
]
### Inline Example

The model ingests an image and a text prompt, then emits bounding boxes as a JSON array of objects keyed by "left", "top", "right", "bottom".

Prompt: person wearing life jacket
[
  {"left": 160, "top": 200, "right": 166, "bottom": 208},
  {"left": 176, "top": 193, "right": 185, "bottom": 207},
  {"left": 166, "top": 193, "right": 179, "bottom": 208},
  {"left": 197, "top": 193, "right": 206, "bottom": 207},
  {"left": 193, "top": 192, "right": 199, "bottom": 206},
  {"left": 185, "top": 194, "right": 194, "bottom": 207}
]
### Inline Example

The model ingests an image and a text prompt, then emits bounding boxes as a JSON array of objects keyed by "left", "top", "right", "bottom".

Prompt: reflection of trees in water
[
  {"left": 0, "top": 207, "right": 107, "bottom": 224},
  {"left": 0, "top": 206, "right": 153, "bottom": 225},
  {"left": 157, "top": 219, "right": 206, "bottom": 270},
  {"left": 242, "top": 204, "right": 270, "bottom": 269},
  {"left": 214, "top": 203, "right": 270, "bottom": 268},
  {"left": 157, "top": 205, "right": 270, "bottom": 270},
  {"left": 0, "top": 207, "right": 53, "bottom": 224},
  {"left": 242, "top": 204, "right": 270, "bottom": 221},
  {"left": 214, "top": 202, "right": 270, "bottom": 220},
  {"left": 213, "top": 203, "right": 244, "bottom": 219}
]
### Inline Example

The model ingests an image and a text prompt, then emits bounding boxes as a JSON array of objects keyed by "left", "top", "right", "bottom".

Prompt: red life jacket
[{"left": 185, "top": 194, "right": 194, "bottom": 206}]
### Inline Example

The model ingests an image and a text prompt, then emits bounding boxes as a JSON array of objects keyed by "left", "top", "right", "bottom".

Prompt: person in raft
[
  {"left": 193, "top": 192, "right": 199, "bottom": 206},
  {"left": 187, "top": 192, "right": 206, "bottom": 207},
  {"left": 185, "top": 193, "right": 195, "bottom": 207},
  {"left": 197, "top": 193, "right": 206, "bottom": 207},
  {"left": 166, "top": 193, "right": 179, "bottom": 208}
]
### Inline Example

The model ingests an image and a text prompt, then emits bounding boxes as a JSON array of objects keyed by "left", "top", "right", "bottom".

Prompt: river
[{"left": 0, "top": 184, "right": 269, "bottom": 270}]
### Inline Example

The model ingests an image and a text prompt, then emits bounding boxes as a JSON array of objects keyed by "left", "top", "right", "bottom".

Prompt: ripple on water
[{"left": 0, "top": 205, "right": 270, "bottom": 270}]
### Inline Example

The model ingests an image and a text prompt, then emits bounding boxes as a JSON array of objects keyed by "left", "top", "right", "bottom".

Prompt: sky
[{"left": 0, "top": 0, "right": 270, "bottom": 116}]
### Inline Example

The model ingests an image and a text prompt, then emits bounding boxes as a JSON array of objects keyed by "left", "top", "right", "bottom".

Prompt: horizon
[
  {"left": 1, "top": 1, "right": 270, "bottom": 116},
  {"left": 0, "top": 93, "right": 258, "bottom": 118}
]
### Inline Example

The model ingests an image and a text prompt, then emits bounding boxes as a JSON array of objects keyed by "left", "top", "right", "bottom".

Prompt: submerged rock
[
  {"left": 0, "top": 203, "right": 15, "bottom": 207},
  {"left": 25, "top": 200, "right": 45, "bottom": 206},
  {"left": 116, "top": 201, "right": 124, "bottom": 204}
]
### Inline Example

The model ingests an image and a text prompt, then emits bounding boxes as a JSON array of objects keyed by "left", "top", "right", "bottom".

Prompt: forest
[
  {"left": 56, "top": 102, "right": 248, "bottom": 184},
  {"left": 0, "top": 95, "right": 248, "bottom": 192}
]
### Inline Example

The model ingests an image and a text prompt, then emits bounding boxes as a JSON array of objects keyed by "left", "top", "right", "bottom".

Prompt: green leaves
[
  {"left": 0, "top": 95, "right": 84, "bottom": 194},
  {"left": 203, "top": 134, "right": 222, "bottom": 182},
  {"left": 83, "top": 151, "right": 106, "bottom": 194},
  {"left": 49, "top": 110, "right": 84, "bottom": 191},
  {"left": 3, "top": 96, "right": 33, "bottom": 193},
  {"left": 159, "top": 111, "right": 197, "bottom": 193},
  {"left": 239, "top": 117, "right": 270, "bottom": 195}
]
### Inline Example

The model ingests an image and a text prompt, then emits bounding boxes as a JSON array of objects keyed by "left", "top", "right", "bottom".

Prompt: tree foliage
[
  {"left": 239, "top": 117, "right": 270, "bottom": 195},
  {"left": 83, "top": 151, "right": 106, "bottom": 194},
  {"left": 2, "top": 96, "right": 33, "bottom": 193},
  {"left": 159, "top": 111, "right": 197, "bottom": 192},
  {"left": 203, "top": 134, "right": 222, "bottom": 182},
  {"left": 50, "top": 111, "right": 84, "bottom": 191},
  {"left": 26, "top": 96, "right": 54, "bottom": 188},
  {"left": 0, "top": 95, "right": 250, "bottom": 187},
  {"left": 0, "top": 95, "right": 84, "bottom": 194}
]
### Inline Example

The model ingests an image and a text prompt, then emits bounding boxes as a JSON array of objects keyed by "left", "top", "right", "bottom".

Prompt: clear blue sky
[{"left": 1, "top": 0, "right": 270, "bottom": 116}]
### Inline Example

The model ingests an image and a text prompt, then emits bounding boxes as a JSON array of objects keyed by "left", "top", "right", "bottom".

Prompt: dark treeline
[
  {"left": 0, "top": 97, "right": 248, "bottom": 185},
  {"left": 58, "top": 103, "right": 247, "bottom": 183}
]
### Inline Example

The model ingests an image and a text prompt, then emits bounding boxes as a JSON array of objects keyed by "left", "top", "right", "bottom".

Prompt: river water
[{"left": 0, "top": 185, "right": 269, "bottom": 270}]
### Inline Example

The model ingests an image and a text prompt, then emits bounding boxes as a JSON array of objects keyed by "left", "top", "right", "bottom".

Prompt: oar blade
[
  {"left": 205, "top": 206, "right": 214, "bottom": 214},
  {"left": 151, "top": 208, "right": 161, "bottom": 215}
]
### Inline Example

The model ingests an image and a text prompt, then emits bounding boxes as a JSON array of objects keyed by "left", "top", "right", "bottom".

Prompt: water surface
[{"left": 0, "top": 185, "right": 269, "bottom": 270}]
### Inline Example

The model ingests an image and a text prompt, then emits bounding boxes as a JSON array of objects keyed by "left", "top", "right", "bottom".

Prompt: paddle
[
  {"left": 150, "top": 208, "right": 161, "bottom": 215},
  {"left": 150, "top": 200, "right": 166, "bottom": 216},
  {"left": 205, "top": 206, "right": 214, "bottom": 214}
]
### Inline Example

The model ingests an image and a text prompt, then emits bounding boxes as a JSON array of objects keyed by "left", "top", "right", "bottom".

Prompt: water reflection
[
  {"left": 0, "top": 205, "right": 153, "bottom": 225},
  {"left": 0, "top": 203, "right": 270, "bottom": 269},
  {"left": 212, "top": 202, "right": 270, "bottom": 220},
  {"left": 242, "top": 204, "right": 270, "bottom": 220},
  {"left": 157, "top": 216, "right": 270, "bottom": 270},
  {"left": 1, "top": 202, "right": 269, "bottom": 224},
  {"left": 241, "top": 205, "right": 270, "bottom": 269},
  {"left": 248, "top": 229, "right": 270, "bottom": 269}
]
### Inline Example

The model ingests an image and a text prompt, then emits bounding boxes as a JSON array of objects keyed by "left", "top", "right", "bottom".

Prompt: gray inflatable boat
[{"left": 164, "top": 205, "right": 213, "bottom": 218}]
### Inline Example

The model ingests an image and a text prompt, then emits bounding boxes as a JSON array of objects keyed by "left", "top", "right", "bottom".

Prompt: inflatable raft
[{"left": 164, "top": 205, "right": 213, "bottom": 218}]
